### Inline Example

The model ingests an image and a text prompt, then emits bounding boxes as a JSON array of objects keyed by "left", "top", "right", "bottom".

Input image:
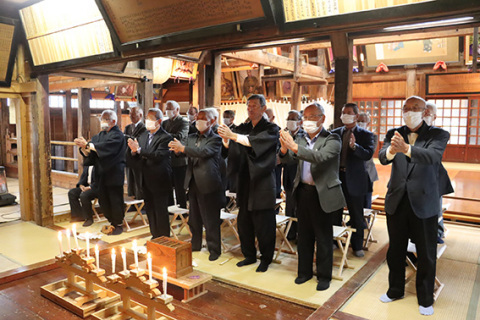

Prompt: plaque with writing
[{"left": 100, "top": 0, "right": 265, "bottom": 44}]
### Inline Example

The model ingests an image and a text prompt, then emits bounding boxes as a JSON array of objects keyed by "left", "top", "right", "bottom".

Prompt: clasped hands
[
  {"left": 127, "top": 138, "right": 139, "bottom": 153},
  {"left": 168, "top": 138, "right": 185, "bottom": 153},
  {"left": 389, "top": 131, "right": 409, "bottom": 155},
  {"left": 74, "top": 137, "right": 88, "bottom": 149},
  {"left": 279, "top": 130, "right": 298, "bottom": 154},
  {"left": 218, "top": 124, "right": 237, "bottom": 143}
]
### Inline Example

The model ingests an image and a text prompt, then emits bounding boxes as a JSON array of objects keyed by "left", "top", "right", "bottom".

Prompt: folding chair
[
  {"left": 274, "top": 215, "right": 296, "bottom": 261},
  {"left": 168, "top": 205, "right": 191, "bottom": 240},
  {"left": 225, "top": 191, "right": 238, "bottom": 212},
  {"left": 342, "top": 207, "right": 379, "bottom": 250},
  {"left": 274, "top": 198, "right": 284, "bottom": 213},
  {"left": 220, "top": 209, "right": 240, "bottom": 252},
  {"left": 91, "top": 198, "right": 106, "bottom": 222},
  {"left": 406, "top": 240, "right": 446, "bottom": 301},
  {"left": 332, "top": 226, "right": 355, "bottom": 281},
  {"left": 123, "top": 199, "right": 148, "bottom": 232}
]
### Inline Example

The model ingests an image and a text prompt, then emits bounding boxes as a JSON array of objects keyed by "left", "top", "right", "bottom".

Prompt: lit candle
[
  {"left": 132, "top": 240, "right": 139, "bottom": 269},
  {"left": 72, "top": 223, "right": 79, "bottom": 249},
  {"left": 147, "top": 253, "right": 152, "bottom": 281},
  {"left": 163, "top": 267, "right": 167, "bottom": 296},
  {"left": 57, "top": 231, "right": 63, "bottom": 256},
  {"left": 86, "top": 231, "right": 90, "bottom": 258},
  {"left": 121, "top": 247, "right": 127, "bottom": 272},
  {"left": 95, "top": 245, "right": 100, "bottom": 270},
  {"left": 111, "top": 248, "right": 116, "bottom": 273},
  {"left": 65, "top": 229, "right": 71, "bottom": 252}
]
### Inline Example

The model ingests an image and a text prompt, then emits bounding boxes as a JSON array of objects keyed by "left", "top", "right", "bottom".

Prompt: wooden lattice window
[
  {"left": 427, "top": 98, "right": 469, "bottom": 145},
  {"left": 468, "top": 97, "right": 480, "bottom": 146}
]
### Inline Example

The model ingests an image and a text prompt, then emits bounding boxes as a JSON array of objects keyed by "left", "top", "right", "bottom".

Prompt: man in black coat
[
  {"left": 332, "top": 103, "right": 375, "bottom": 257},
  {"left": 75, "top": 110, "right": 126, "bottom": 235},
  {"left": 162, "top": 100, "right": 189, "bottom": 208},
  {"left": 124, "top": 106, "right": 146, "bottom": 199},
  {"left": 378, "top": 96, "right": 450, "bottom": 316},
  {"left": 68, "top": 164, "right": 97, "bottom": 227},
  {"left": 187, "top": 106, "right": 198, "bottom": 134},
  {"left": 218, "top": 94, "right": 279, "bottom": 272},
  {"left": 128, "top": 108, "right": 173, "bottom": 239},
  {"left": 169, "top": 110, "right": 224, "bottom": 261}
]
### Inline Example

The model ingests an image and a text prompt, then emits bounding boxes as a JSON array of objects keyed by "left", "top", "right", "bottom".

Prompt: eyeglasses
[
  {"left": 303, "top": 114, "right": 323, "bottom": 121},
  {"left": 402, "top": 107, "right": 425, "bottom": 112}
]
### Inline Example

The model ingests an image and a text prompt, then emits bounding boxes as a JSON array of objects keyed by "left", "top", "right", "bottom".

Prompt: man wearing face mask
[
  {"left": 168, "top": 110, "right": 224, "bottom": 261},
  {"left": 357, "top": 112, "right": 379, "bottom": 209},
  {"left": 279, "top": 102, "right": 345, "bottom": 291},
  {"left": 124, "top": 106, "right": 146, "bottom": 199},
  {"left": 282, "top": 110, "right": 304, "bottom": 240},
  {"left": 223, "top": 110, "right": 237, "bottom": 130},
  {"left": 187, "top": 106, "right": 198, "bottom": 134},
  {"left": 378, "top": 96, "right": 450, "bottom": 316},
  {"left": 218, "top": 94, "right": 279, "bottom": 273},
  {"left": 332, "top": 103, "right": 375, "bottom": 258},
  {"left": 204, "top": 107, "right": 221, "bottom": 134},
  {"left": 128, "top": 108, "right": 173, "bottom": 239},
  {"left": 75, "top": 110, "right": 126, "bottom": 235},
  {"left": 162, "top": 100, "right": 189, "bottom": 209}
]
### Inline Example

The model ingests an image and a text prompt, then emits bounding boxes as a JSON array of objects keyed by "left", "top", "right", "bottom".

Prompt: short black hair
[
  {"left": 223, "top": 110, "right": 235, "bottom": 118},
  {"left": 343, "top": 103, "right": 359, "bottom": 115},
  {"left": 247, "top": 94, "right": 267, "bottom": 107}
]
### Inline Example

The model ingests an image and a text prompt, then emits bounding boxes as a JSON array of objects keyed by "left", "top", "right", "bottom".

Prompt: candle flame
[
  {"left": 121, "top": 247, "right": 125, "bottom": 255},
  {"left": 95, "top": 244, "right": 99, "bottom": 252},
  {"left": 132, "top": 239, "right": 137, "bottom": 249},
  {"left": 72, "top": 223, "right": 76, "bottom": 231},
  {"left": 111, "top": 248, "right": 115, "bottom": 255},
  {"left": 58, "top": 231, "right": 62, "bottom": 240},
  {"left": 66, "top": 229, "right": 70, "bottom": 236},
  {"left": 147, "top": 252, "right": 151, "bottom": 259}
]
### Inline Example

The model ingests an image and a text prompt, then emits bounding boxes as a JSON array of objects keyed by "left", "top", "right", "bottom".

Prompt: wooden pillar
[
  {"left": 330, "top": 32, "right": 353, "bottom": 128},
  {"left": 405, "top": 67, "right": 416, "bottom": 98},
  {"left": 315, "top": 49, "right": 328, "bottom": 99},
  {"left": 63, "top": 91, "right": 74, "bottom": 172},
  {"left": 473, "top": 27, "right": 479, "bottom": 73},
  {"left": 291, "top": 46, "right": 302, "bottom": 110},
  {"left": 213, "top": 53, "right": 222, "bottom": 106},
  {"left": 0, "top": 98, "right": 9, "bottom": 166},
  {"left": 114, "top": 101, "right": 122, "bottom": 128},
  {"left": 77, "top": 88, "right": 91, "bottom": 176},
  {"left": 197, "top": 65, "right": 206, "bottom": 108},
  {"left": 136, "top": 59, "right": 154, "bottom": 115}
]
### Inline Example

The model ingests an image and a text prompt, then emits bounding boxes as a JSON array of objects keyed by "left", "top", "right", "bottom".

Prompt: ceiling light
[{"left": 384, "top": 16, "right": 474, "bottom": 31}]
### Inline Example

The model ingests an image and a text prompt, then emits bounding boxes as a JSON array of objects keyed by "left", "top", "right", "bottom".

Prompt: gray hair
[
  {"left": 248, "top": 94, "right": 267, "bottom": 107},
  {"left": 166, "top": 100, "right": 180, "bottom": 111},
  {"left": 287, "top": 110, "right": 302, "bottom": 120},
  {"left": 204, "top": 107, "right": 219, "bottom": 120},
  {"left": 198, "top": 109, "right": 213, "bottom": 121},
  {"left": 306, "top": 102, "right": 325, "bottom": 116},
  {"left": 130, "top": 106, "right": 143, "bottom": 115},
  {"left": 358, "top": 112, "right": 371, "bottom": 123},
  {"left": 405, "top": 95, "right": 426, "bottom": 109},
  {"left": 426, "top": 101, "right": 437, "bottom": 116},
  {"left": 101, "top": 110, "right": 117, "bottom": 123},
  {"left": 148, "top": 108, "right": 163, "bottom": 120}
]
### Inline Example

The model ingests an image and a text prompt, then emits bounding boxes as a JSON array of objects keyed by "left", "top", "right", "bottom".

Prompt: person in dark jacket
[
  {"left": 124, "top": 106, "right": 146, "bottom": 199},
  {"left": 68, "top": 164, "right": 97, "bottom": 227}
]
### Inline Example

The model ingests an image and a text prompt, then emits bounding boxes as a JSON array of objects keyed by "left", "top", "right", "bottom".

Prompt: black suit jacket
[
  {"left": 282, "top": 128, "right": 305, "bottom": 191},
  {"left": 77, "top": 165, "right": 96, "bottom": 189},
  {"left": 379, "top": 122, "right": 450, "bottom": 219},
  {"left": 134, "top": 128, "right": 173, "bottom": 192},
  {"left": 184, "top": 129, "right": 223, "bottom": 194},
  {"left": 331, "top": 125, "right": 375, "bottom": 197},
  {"left": 161, "top": 116, "right": 189, "bottom": 167},
  {"left": 124, "top": 121, "right": 146, "bottom": 167}
]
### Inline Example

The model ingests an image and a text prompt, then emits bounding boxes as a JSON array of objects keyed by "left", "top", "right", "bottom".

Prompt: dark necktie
[
  {"left": 340, "top": 128, "right": 351, "bottom": 168},
  {"left": 148, "top": 133, "right": 154, "bottom": 147}
]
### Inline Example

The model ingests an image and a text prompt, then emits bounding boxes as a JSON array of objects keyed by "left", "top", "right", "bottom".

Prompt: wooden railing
[{"left": 50, "top": 140, "right": 78, "bottom": 162}]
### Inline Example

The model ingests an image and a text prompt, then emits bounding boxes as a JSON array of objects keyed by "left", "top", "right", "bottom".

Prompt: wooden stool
[
  {"left": 220, "top": 209, "right": 240, "bottom": 252},
  {"left": 168, "top": 205, "right": 191, "bottom": 240},
  {"left": 123, "top": 199, "right": 148, "bottom": 232},
  {"left": 91, "top": 198, "right": 106, "bottom": 222},
  {"left": 342, "top": 207, "right": 379, "bottom": 250},
  {"left": 332, "top": 226, "right": 355, "bottom": 281},
  {"left": 225, "top": 191, "right": 238, "bottom": 212},
  {"left": 274, "top": 215, "right": 296, "bottom": 261}
]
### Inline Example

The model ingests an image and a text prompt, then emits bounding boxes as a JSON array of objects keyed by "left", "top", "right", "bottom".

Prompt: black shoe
[
  {"left": 82, "top": 219, "right": 94, "bottom": 227},
  {"left": 70, "top": 217, "right": 84, "bottom": 223},
  {"left": 316, "top": 281, "right": 330, "bottom": 291},
  {"left": 236, "top": 258, "right": 256, "bottom": 267},
  {"left": 111, "top": 225, "right": 123, "bottom": 235},
  {"left": 256, "top": 262, "right": 269, "bottom": 272},
  {"left": 294, "top": 275, "right": 313, "bottom": 285},
  {"left": 209, "top": 253, "right": 220, "bottom": 261}
]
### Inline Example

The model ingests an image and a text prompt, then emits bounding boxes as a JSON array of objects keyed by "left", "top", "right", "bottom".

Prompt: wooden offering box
[{"left": 147, "top": 237, "right": 193, "bottom": 278}]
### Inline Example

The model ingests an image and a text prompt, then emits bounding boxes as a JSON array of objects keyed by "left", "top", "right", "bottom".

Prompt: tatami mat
[{"left": 0, "top": 254, "right": 21, "bottom": 273}]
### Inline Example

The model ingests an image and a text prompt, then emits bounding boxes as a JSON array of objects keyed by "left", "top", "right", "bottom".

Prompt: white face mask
[
  {"left": 100, "top": 121, "right": 110, "bottom": 131},
  {"left": 145, "top": 119, "right": 157, "bottom": 131},
  {"left": 357, "top": 122, "right": 368, "bottom": 129},
  {"left": 286, "top": 120, "right": 298, "bottom": 132},
  {"left": 166, "top": 110, "right": 175, "bottom": 119},
  {"left": 303, "top": 121, "right": 320, "bottom": 134},
  {"left": 187, "top": 114, "right": 195, "bottom": 122},
  {"left": 423, "top": 116, "right": 433, "bottom": 126},
  {"left": 223, "top": 118, "right": 232, "bottom": 126},
  {"left": 195, "top": 120, "right": 209, "bottom": 132},
  {"left": 403, "top": 111, "right": 424, "bottom": 129},
  {"left": 340, "top": 114, "right": 356, "bottom": 125}
]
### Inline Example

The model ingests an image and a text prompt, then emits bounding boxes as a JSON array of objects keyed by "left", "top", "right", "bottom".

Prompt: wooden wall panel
[
  {"left": 352, "top": 80, "right": 406, "bottom": 98},
  {"left": 428, "top": 73, "right": 480, "bottom": 95}
]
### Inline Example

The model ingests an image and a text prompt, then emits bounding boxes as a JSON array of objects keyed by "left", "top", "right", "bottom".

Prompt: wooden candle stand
[
  {"left": 41, "top": 250, "right": 120, "bottom": 318},
  {"left": 92, "top": 267, "right": 176, "bottom": 320}
]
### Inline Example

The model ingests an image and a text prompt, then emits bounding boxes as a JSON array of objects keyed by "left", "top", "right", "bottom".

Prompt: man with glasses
[
  {"left": 378, "top": 96, "right": 450, "bottom": 316},
  {"left": 218, "top": 94, "right": 279, "bottom": 273}
]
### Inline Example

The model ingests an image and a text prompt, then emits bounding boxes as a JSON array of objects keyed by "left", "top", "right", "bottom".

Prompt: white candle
[
  {"left": 65, "top": 229, "right": 71, "bottom": 252},
  {"left": 57, "top": 231, "right": 63, "bottom": 256},
  {"left": 72, "top": 223, "right": 79, "bottom": 249},
  {"left": 163, "top": 267, "right": 167, "bottom": 296},
  {"left": 147, "top": 253, "right": 152, "bottom": 281},
  {"left": 121, "top": 247, "right": 127, "bottom": 272},
  {"left": 111, "top": 248, "right": 116, "bottom": 274},
  {"left": 132, "top": 240, "right": 139, "bottom": 269},
  {"left": 95, "top": 245, "right": 100, "bottom": 270},
  {"left": 86, "top": 231, "right": 90, "bottom": 258}
]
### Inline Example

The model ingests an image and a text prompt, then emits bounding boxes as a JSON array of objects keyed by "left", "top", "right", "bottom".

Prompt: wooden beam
[
  {"left": 262, "top": 73, "right": 327, "bottom": 84},
  {"left": 58, "top": 67, "right": 153, "bottom": 82},
  {"left": 473, "top": 27, "right": 479, "bottom": 73},
  {"left": 77, "top": 88, "right": 91, "bottom": 177},
  {"left": 222, "top": 50, "right": 326, "bottom": 79},
  {"left": 197, "top": 65, "right": 206, "bottom": 108},
  {"left": 49, "top": 78, "right": 127, "bottom": 92},
  {"left": 214, "top": 53, "right": 222, "bottom": 106},
  {"left": 62, "top": 91, "right": 74, "bottom": 172},
  {"left": 114, "top": 101, "right": 122, "bottom": 128},
  {"left": 405, "top": 68, "right": 417, "bottom": 98}
]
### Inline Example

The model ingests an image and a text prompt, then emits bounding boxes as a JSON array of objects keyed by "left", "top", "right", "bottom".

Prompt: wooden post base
[{"left": 41, "top": 276, "right": 120, "bottom": 318}]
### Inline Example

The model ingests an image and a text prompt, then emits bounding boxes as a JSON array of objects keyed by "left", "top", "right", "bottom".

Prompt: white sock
[
  {"left": 379, "top": 293, "right": 403, "bottom": 303},
  {"left": 419, "top": 305, "right": 434, "bottom": 316}
]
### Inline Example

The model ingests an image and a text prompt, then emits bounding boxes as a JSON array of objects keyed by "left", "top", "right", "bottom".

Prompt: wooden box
[{"left": 147, "top": 236, "right": 193, "bottom": 278}]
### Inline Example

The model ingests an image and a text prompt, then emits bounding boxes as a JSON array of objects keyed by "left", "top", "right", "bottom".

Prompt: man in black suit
[
  {"left": 169, "top": 110, "right": 224, "bottom": 261},
  {"left": 128, "top": 108, "right": 173, "bottom": 239},
  {"left": 218, "top": 94, "right": 279, "bottom": 273},
  {"left": 223, "top": 110, "right": 237, "bottom": 130},
  {"left": 222, "top": 110, "right": 237, "bottom": 193},
  {"left": 124, "top": 106, "right": 146, "bottom": 199},
  {"left": 75, "top": 110, "right": 126, "bottom": 235},
  {"left": 282, "top": 110, "right": 304, "bottom": 240},
  {"left": 378, "top": 96, "right": 450, "bottom": 316},
  {"left": 68, "top": 164, "right": 97, "bottom": 227},
  {"left": 280, "top": 102, "right": 346, "bottom": 291},
  {"left": 187, "top": 106, "right": 198, "bottom": 134},
  {"left": 162, "top": 100, "right": 189, "bottom": 208},
  {"left": 332, "top": 103, "right": 375, "bottom": 257}
]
